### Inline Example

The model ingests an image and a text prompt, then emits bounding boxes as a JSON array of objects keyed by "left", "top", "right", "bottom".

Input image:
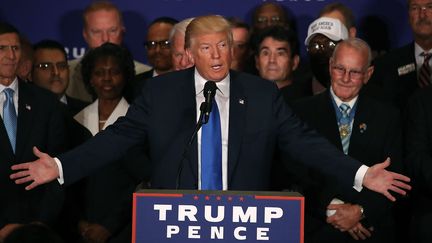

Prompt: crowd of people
[{"left": 0, "top": 0, "right": 430, "bottom": 243}]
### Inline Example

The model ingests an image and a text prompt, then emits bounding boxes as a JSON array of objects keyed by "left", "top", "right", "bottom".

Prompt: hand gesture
[
  {"left": 363, "top": 158, "right": 411, "bottom": 201},
  {"left": 10, "top": 146, "right": 59, "bottom": 190}
]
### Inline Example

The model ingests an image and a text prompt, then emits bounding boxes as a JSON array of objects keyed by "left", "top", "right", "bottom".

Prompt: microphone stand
[{"left": 175, "top": 102, "right": 208, "bottom": 189}]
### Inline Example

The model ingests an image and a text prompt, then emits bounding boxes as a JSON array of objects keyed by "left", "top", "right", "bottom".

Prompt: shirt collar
[
  {"left": 0, "top": 77, "right": 19, "bottom": 94},
  {"left": 194, "top": 68, "right": 230, "bottom": 98},
  {"left": 330, "top": 86, "right": 358, "bottom": 108},
  {"left": 415, "top": 42, "right": 431, "bottom": 66},
  {"left": 60, "top": 94, "right": 67, "bottom": 104}
]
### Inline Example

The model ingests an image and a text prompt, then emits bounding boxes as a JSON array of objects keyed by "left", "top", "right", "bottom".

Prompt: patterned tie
[
  {"left": 3, "top": 88, "right": 17, "bottom": 153},
  {"left": 339, "top": 103, "right": 351, "bottom": 155},
  {"left": 419, "top": 52, "right": 432, "bottom": 88},
  {"left": 201, "top": 99, "right": 222, "bottom": 190}
]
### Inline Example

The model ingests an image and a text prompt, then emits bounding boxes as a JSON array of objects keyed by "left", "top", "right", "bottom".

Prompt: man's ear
[
  {"left": 292, "top": 55, "right": 300, "bottom": 71},
  {"left": 185, "top": 48, "right": 194, "bottom": 64},
  {"left": 363, "top": 65, "right": 374, "bottom": 85}
]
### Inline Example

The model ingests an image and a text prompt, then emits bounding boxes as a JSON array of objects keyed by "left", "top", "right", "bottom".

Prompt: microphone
[{"left": 202, "top": 81, "right": 217, "bottom": 124}]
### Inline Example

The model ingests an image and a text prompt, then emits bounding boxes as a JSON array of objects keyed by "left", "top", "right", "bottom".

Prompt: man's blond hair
[{"left": 185, "top": 15, "right": 233, "bottom": 49}]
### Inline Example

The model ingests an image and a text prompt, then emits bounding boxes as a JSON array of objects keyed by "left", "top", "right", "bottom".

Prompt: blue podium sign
[{"left": 133, "top": 190, "right": 304, "bottom": 243}]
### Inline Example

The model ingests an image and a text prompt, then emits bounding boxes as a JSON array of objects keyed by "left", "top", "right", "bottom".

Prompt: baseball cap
[{"left": 304, "top": 17, "right": 348, "bottom": 45}]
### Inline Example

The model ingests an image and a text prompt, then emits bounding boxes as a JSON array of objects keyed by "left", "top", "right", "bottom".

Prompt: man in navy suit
[
  {"left": 292, "top": 38, "right": 402, "bottom": 242},
  {"left": 0, "top": 22, "right": 65, "bottom": 239},
  {"left": 368, "top": 0, "right": 432, "bottom": 109},
  {"left": 11, "top": 15, "right": 410, "bottom": 203}
]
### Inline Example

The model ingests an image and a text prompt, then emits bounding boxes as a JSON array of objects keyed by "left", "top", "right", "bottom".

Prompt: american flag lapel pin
[{"left": 359, "top": 123, "right": 367, "bottom": 133}]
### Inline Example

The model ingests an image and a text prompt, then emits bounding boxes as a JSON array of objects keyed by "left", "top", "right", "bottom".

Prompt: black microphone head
[{"left": 203, "top": 81, "right": 217, "bottom": 99}]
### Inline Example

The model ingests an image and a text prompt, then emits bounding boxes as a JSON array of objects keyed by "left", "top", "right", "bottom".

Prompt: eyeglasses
[
  {"left": 34, "top": 62, "right": 68, "bottom": 71},
  {"left": 409, "top": 3, "right": 432, "bottom": 13},
  {"left": 257, "top": 16, "right": 281, "bottom": 24},
  {"left": 307, "top": 40, "right": 338, "bottom": 54},
  {"left": 331, "top": 65, "right": 366, "bottom": 80},
  {"left": 144, "top": 40, "right": 170, "bottom": 50}
]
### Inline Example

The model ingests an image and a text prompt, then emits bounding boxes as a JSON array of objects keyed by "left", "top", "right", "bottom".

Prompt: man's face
[
  {"left": 171, "top": 32, "right": 193, "bottom": 71},
  {"left": 32, "top": 49, "right": 69, "bottom": 97},
  {"left": 408, "top": 0, "right": 432, "bottom": 40},
  {"left": 146, "top": 22, "right": 174, "bottom": 73},
  {"left": 307, "top": 34, "right": 339, "bottom": 87},
  {"left": 186, "top": 31, "right": 232, "bottom": 81},
  {"left": 255, "top": 37, "right": 298, "bottom": 86},
  {"left": 330, "top": 44, "right": 373, "bottom": 102},
  {"left": 83, "top": 10, "right": 124, "bottom": 49},
  {"left": 0, "top": 33, "right": 21, "bottom": 84},
  {"left": 254, "top": 4, "right": 285, "bottom": 30},
  {"left": 90, "top": 56, "right": 125, "bottom": 100},
  {"left": 230, "top": 27, "right": 249, "bottom": 71}
]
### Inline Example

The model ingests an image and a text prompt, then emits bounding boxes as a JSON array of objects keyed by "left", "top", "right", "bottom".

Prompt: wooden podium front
[{"left": 133, "top": 190, "right": 304, "bottom": 243}]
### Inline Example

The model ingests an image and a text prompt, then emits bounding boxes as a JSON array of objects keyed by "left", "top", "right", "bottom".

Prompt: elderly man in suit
[
  {"left": 0, "top": 22, "right": 65, "bottom": 240},
  {"left": 10, "top": 15, "right": 410, "bottom": 205},
  {"left": 292, "top": 38, "right": 402, "bottom": 243}
]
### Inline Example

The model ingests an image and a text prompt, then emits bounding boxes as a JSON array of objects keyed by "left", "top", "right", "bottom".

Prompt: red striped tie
[{"left": 419, "top": 52, "right": 432, "bottom": 88}]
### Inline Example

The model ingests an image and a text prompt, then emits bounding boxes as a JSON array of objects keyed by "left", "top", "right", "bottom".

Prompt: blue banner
[{"left": 133, "top": 190, "right": 304, "bottom": 243}]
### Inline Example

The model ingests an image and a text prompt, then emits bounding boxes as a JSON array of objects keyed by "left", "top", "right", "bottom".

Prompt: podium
[{"left": 133, "top": 190, "right": 304, "bottom": 243}]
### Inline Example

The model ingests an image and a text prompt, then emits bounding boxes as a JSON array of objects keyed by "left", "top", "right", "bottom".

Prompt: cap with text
[{"left": 304, "top": 17, "right": 348, "bottom": 45}]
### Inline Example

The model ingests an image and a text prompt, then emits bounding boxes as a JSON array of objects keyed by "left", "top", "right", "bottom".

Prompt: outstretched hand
[
  {"left": 363, "top": 158, "right": 411, "bottom": 201},
  {"left": 10, "top": 146, "right": 59, "bottom": 190}
]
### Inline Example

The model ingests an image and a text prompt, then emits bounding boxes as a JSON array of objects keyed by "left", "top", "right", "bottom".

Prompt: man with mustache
[{"left": 369, "top": 0, "right": 432, "bottom": 109}]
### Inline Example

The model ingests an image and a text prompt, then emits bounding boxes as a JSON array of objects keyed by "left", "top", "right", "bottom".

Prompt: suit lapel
[
  {"left": 15, "top": 81, "right": 34, "bottom": 161},
  {"left": 0, "top": 116, "right": 14, "bottom": 160},
  {"left": 182, "top": 69, "right": 199, "bottom": 183},
  {"left": 349, "top": 95, "right": 371, "bottom": 156},
  {"left": 227, "top": 72, "right": 246, "bottom": 185},
  {"left": 320, "top": 92, "right": 343, "bottom": 150}
]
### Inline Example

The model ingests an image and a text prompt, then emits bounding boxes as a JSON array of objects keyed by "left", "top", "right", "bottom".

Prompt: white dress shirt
[
  {"left": 0, "top": 78, "right": 19, "bottom": 118},
  {"left": 194, "top": 69, "right": 230, "bottom": 190}
]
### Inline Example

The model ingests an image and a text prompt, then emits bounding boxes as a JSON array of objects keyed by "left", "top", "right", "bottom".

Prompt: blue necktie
[
  {"left": 201, "top": 99, "right": 222, "bottom": 190},
  {"left": 339, "top": 103, "right": 351, "bottom": 155},
  {"left": 3, "top": 88, "right": 17, "bottom": 153}
]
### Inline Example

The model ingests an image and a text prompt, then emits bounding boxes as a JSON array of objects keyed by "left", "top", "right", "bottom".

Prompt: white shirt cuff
[
  {"left": 353, "top": 165, "right": 369, "bottom": 192},
  {"left": 54, "top": 157, "right": 64, "bottom": 185},
  {"left": 326, "top": 198, "right": 345, "bottom": 217}
]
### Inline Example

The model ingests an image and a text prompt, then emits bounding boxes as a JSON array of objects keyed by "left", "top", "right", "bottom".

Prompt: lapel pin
[
  {"left": 359, "top": 123, "right": 367, "bottom": 133},
  {"left": 238, "top": 99, "right": 244, "bottom": 105},
  {"left": 25, "top": 104, "right": 31, "bottom": 111}
]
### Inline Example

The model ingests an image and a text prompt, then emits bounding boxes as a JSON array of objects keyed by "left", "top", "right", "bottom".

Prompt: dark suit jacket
[
  {"left": 367, "top": 42, "right": 419, "bottom": 110},
  {"left": 0, "top": 80, "right": 66, "bottom": 228},
  {"left": 59, "top": 68, "right": 363, "bottom": 192},
  {"left": 131, "top": 69, "right": 154, "bottom": 100},
  {"left": 65, "top": 95, "right": 88, "bottom": 116},
  {"left": 292, "top": 91, "right": 402, "bottom": 243},
  {"left": 405, "top": 87, "right": 432, "bottom": 242}
]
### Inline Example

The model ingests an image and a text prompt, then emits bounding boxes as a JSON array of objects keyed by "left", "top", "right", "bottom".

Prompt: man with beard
[
  {"left": 368, "top": 0, "right": 432, "bottom": 109},
  {"left": 305, "top": 17, "right": 348, "bottom": 94}
]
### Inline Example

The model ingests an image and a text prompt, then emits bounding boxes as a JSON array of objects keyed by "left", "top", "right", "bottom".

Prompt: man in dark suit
[
  {"left": 368, "top": 0, "right": 432, "bottom": 109},
  {"left": 31, "top": 39, "right": 88, "bottom": 116},
  {"left": 292, "top": 38, "right": 402, "bottom": 242},
  {"left": 11, "top": 15, "right": 410, "bottom": 204},
  {"left": 0, "top": 22, "right": 65, "bottom": 240},
  {"left": 405, "top": 86, "right": 432, "bottom": 243}
]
